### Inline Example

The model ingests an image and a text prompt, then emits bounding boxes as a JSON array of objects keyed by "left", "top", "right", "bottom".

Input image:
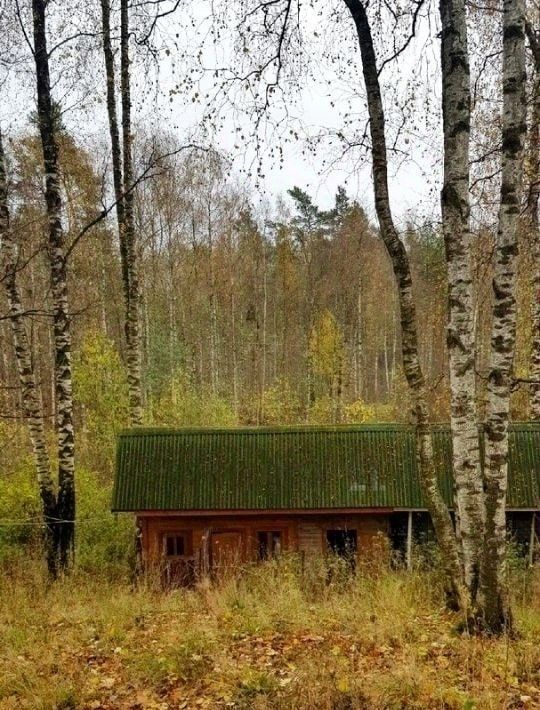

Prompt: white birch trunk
[
  {"left": 230, "top": 285, "right": 239, "bottom": 417},
  {"left": 101, "top": 0, "right": 144, "bottom": 425},
  {"left": 32, "top": 0, "right": 76, "bottom": 568},
  {"left": 480, "top": 0, "right": 527, "bottom": 632},
  {"left": 439, "top": 0, "right": 484, "bottom": 599},
  {"left": 343, "top": 0, "right": 468, "bottom": 610},
  {"left": 525, "top": 21, "right": 540, "bottom": 419},
  {"left": 0, "top": 127, "right": 58, "bottom": 574},
  {"left": 261, "top": 247, "right": 268, "bottom": 418},
  {"left": 120, "top": 0, "right": 144, "bottom": 425},
  {"left": 355, "top": 281, "right": 363, "bottom": 399}
]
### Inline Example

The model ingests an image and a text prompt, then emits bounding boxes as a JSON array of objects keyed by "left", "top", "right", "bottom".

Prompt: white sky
[
  {"left": 142, "top": 0, "right": 442, "bottom": 223},
  {"left": 1, "top": 0, "right": 443, "bottom": 226}
]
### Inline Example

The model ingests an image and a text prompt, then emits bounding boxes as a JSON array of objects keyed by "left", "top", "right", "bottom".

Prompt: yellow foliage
[
  {"left": 260, "top": 379, "right": 301, "bottom": 425},
  {"left": 309, "top": 310, "right": 344, "bottom": 382},
  {"left": 73, "top": 330, "right": 129, "bottom": 469},
  {"left": 343, "top": 399, "right": 376, "bottom": 423},
  {"left": 148, "top": 369, "right": 236, "bottom": 427},
  {"left": 0, "top": 561, "right": 539, "bottom": 708},
  {"left": 307, "top": 395, "right": 335, "bottom": 424}
]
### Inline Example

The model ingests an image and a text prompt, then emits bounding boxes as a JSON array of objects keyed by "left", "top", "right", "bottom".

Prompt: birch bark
[
  {"left": 480, "top": 0, "right": 527, "bottom": 632},
  {"left": 32, "top": 0, "right": 76, "bottom": 567},
  {"left": 100, "top": 0, "right": 144, "bottom": 425},
  {"left": 120, "top": 0, "right": 144, "bottom": 425},
  {"left": 525, "top": 20, "right": 540, "bottom": 419},
  {"left": 100, "top": 0, "right": 128, "bottom": 297},
  {"left": 0, "top": 128, "right": 58, "bottom": 574},
  {"left": 439, "top": 0, "right": 483, "bottom": 599},
  {"left": 343, "top": 0, "right": 468, "bottom": 609}
]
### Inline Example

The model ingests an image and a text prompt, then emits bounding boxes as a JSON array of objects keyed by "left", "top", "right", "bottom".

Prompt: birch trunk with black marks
[
  {"left": 32, "top": 0, "right": 76, "bottom": 568},
  {"left": 120, "top": 0, "right": 144, "bottom": 425},
  {"left": 525, "top": 20, "right": 540, "bottom": 419},
  {"left": 439, "top": 0, "right": 483, "bottom": 600},
  {"left": 100, "top": 0, "right": 143, "bottom": 425},
  {"left": 343, "top": 0, "right": 468, "bottom": 610},
  {"left": 0, "top": 129, "right": 59, "bottom": 575},
  {"left": 100, "top": 0, "right": 128, "bottom": 298},
  {"left": 480, "top": 0, "right": 527, "bottom": 633}
]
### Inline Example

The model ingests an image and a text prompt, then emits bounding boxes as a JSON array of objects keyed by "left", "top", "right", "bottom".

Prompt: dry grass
[{"left": 0, "top": 557, "right": 539, "bottom": 709}]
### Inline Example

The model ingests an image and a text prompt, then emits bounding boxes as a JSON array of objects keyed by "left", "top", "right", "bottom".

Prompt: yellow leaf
[{"left": 336, "top": 677, "right": 350, "bottom": 693}]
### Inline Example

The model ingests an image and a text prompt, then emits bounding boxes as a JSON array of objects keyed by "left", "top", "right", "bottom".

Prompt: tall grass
[{"left": 1, "top": 556, "right": 539, "bottom": 709}]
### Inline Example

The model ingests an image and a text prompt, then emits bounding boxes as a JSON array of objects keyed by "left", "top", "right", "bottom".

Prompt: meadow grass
[{"left": 0, "top": 556, "right": 539, "bottom": 709}]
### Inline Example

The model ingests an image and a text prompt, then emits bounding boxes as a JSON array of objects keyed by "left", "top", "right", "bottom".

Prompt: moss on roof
[{"left": 112, "top": 423, "right": 540, "bottom": 512}]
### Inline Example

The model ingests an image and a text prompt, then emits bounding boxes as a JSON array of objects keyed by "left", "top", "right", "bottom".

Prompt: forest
[{"left": 0, "top": 0, "right": 540, "bottom": 707}]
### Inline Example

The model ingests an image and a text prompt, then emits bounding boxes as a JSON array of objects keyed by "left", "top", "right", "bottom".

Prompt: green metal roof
[{"left": 111, "top": 423, "right": 540, "bottom": 512}]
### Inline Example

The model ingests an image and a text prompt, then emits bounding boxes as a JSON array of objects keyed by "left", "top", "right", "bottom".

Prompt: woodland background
[{"left": 0, "top": 119, "right": 538, "bottom": 565}]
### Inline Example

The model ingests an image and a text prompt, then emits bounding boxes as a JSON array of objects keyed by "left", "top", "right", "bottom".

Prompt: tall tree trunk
[
  {"left": 439, "top": 0, "right": 483, "bottom": 600},
  {"left": 260, "top": 246, "right": 268, "bottom": 419},
  {"left": 373, "top": 346, "right": 378, "bottom": 401},
  {"left": 101, "top": 0, "right": 143, "bottom": 425},
  {"left": 391, "top": 304, "right": 397, "bottom": 395},
  {"left": 32, "top": 0, "right": 76, "bottom": 568},
  {"left": 525, "top": 20, "right": 540, "bottom": 419},
  {"left": 355, "top": 284, "right": 363, "bottom": 399},
  {"left": 168, "top": 239, "right": 176, "bottom": 377},
  {"left": 230, "top": 283, "right": 239, "bottom": 417},
  {"left": 120, "top": 0, "right": 144, "bottom": 425},
  {"left": 207, "top": 201, "right": 219, "bottom": 396},
  {"left": 99, "top": 241, "right": 109, "bottom": 337},
  {"left": 343, "top": 0, "right": 467, "bottom": 610},
  {"left": 0, "top": 128, "right": 58, "bottom": 575},
  {"left": 383, "top": 325, "right": 390, "bottom": 395},
  {"left": 480, "top": 0, "right": 527, "bottom": 633},
  {"left": 100, "top": 0, "right": 128, "bottom": 297}
]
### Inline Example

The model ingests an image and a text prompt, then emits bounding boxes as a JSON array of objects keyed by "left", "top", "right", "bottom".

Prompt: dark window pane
[
  {"left": 258, "top": 531, "right": 282, "bottom": 559},
  {"left": 166, "top": 536, "right": 175, "bottom": 556},
  {"left": 326, "top": 530, "right": 357, "bottom": 557},
  {"left": 165, "top": 534, "right": 186, "bottom": 557},
  {"left": 176, "top": 536, "right": 185, "bottom": 556},
  {"left": 257, "top": 531, "right": 269, "bottom": 560}
]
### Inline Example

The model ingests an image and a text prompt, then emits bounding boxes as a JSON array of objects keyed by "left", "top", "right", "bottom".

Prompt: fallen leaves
[{"left": 1, "top": 574, "right": 539, "bottom": 710}]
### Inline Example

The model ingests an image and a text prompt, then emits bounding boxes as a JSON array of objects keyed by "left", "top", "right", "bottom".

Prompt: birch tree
[
  {"left": 439, "top": 0, "right": 483, "bottom": 600},
  {"left": 218, "top": 0, "right": 528, "bottom": 627},
  {"left": 31, "top": 0, "right": 76, "bottom": 568},
  {"left": 0, "top": 128, "right": 60, "bottom": 575},
  {"left": 342, "top": 0, "right": 468, "bottom": 610},
  {"left": 525, "top": 17, "right": 540, "bottom": 419},
  {"left": 480, "top": 0, "right": 527, "bottom": 632},
  {"left": 100, "top": 0, "right": 144, "bottom": 425}
]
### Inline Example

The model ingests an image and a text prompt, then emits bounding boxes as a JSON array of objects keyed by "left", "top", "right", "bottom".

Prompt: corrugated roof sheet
[{"left": 111, "top": 423, "right": 540, "bottom": 511}]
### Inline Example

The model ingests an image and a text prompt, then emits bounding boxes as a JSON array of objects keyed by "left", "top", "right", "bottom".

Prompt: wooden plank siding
[{"left": 138, "top": 512, "right": 390, "bottom": 569}]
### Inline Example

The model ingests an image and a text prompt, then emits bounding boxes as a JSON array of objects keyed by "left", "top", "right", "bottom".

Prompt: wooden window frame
[
  {"left": 254, "top": 528, "right": 287, "bottom": 559},
  {"left": 162, "top": 530, "right": 193, "bottom": 559},
  {"left": 324, "top": 528, "right": 358, "bottom": 557}
]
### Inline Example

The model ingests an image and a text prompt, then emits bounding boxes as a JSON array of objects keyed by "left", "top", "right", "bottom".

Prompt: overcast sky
[
  {"left": 1, "top": 0, "right": 443, "bottom": 225},
  {"left": 142, "top": 0, "right": 442, "bottom": 223}
]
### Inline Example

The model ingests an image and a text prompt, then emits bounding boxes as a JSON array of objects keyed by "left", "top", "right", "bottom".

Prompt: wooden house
[{"left": 112, "top": 424, "right": 540, "bottom": 582}]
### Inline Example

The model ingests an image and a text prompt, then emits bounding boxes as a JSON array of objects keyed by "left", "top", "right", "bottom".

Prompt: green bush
[
  {"left": 0, "top": 439, "right": 134, "bottom": 577},
  {"left": 73, "top": 330, "right": 130, "bottom": 474},
  {"left": 148, "top": 368, "right": 237, "bottom": 427},
  {"left": 0, "top": 455, "right": 42, "bottom": 558},
  {"left": 75, "top": 467, "right": 135, "bottom": 577}
]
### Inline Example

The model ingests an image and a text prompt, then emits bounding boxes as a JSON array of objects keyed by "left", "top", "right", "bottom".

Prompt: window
[
  {"left": 163, "top": 532, "right": 192, "bottom": 558},
  {"left": 257, "top": 531, "right": 282, "bottom": 560},
  {"left": 326, "top": 530, "right": 357, "bottom": 559}
]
